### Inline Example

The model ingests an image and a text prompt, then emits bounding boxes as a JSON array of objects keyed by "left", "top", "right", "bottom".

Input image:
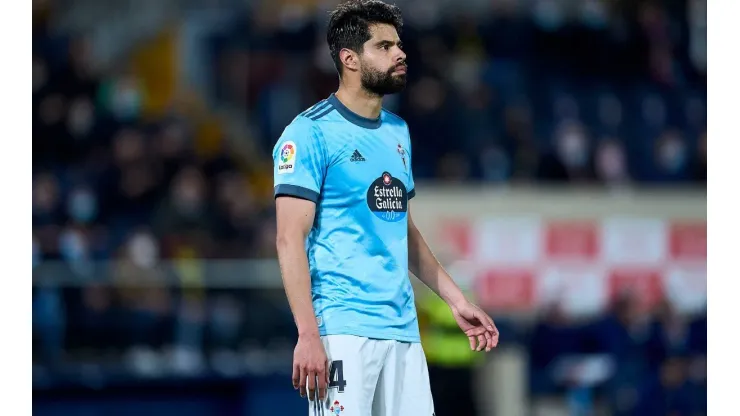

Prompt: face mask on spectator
[
  {"left": 533, "top": 0, "right": 565, "bottom": 31},
  {"left": 580, "top": 0, "right": 608, "bottom": 29},
  {"left": 479, "top": 147, "right": 511, "bottom": 182},
  {"left": 67, "top": 188, "right": 98, "bottom": 224},
  {"left": 127, "top": 232, "right": 159, "bottom": 269},
  {"left": 596, "top": 142, "right": 627, "bottom": 182},
  {"left": 658, "top": 137, "right": 687, "bottom": 173},
  {"left": 558, "top": 131, "right": 588, "bottom": 168},
  {"left": 67, "top": 98, "right": 95, "bottom": 138},
  {"left": 173, "top": 173, "right": 205, "bottom": 218},
  {"left": 104, "top": 77, "right": 143, "bottom": 121},
  {"left": 59, "top": 229, "right": 88, "bottom": 262},
  {"left": 115, "top": 86, "right": 142, "bottom": 120}
]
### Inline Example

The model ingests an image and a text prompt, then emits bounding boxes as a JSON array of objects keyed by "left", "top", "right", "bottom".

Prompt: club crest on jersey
[
  {"left": 367, "top": 171, "right": 408, "bottom": 222},
  {"left": 277, "top": 141, "right": 296, "bottom": 174},
  {"left": 397, "top": 144, "right": 407, "bottom": 171},
  {"left": 330, "top": 400, "right": 344, "bottom": 415}
]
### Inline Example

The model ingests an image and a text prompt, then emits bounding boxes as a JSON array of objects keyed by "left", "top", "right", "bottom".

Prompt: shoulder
[
  {"left": 274, "top": 115, "right": 325, "bottom": 157},
  {"left": 290, "top": 99, "right": 347, "bottom": 133},
  {"left": 283, "top": 99, "right": 336, "bottom": 131},
  {"left": 286, "top": 114, "right": 316, "bottom": 131},
  {"left": 292, "top": 101, "right": 349, "bottom": 146},
  {"left": 281, "top": 99, "right": 340, "bottom": 140},
  {"left": 297, "top": 99, "right": 334, "bottom": 121}
]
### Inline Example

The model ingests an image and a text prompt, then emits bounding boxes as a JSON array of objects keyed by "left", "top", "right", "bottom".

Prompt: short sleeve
[
  {"left": 273, "top": 117, "right": 327, "bottom": 203},
  {"left": 406, "top": 125, "right": 416, "bottom": 199}
]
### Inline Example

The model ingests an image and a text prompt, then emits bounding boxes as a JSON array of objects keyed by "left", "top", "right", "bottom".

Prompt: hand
[
  {"left": 292, "top": 333, "right": 329, "bottom": 401},
  {"left": 450, "top": 300, "right": 499, "bottom": 352}
]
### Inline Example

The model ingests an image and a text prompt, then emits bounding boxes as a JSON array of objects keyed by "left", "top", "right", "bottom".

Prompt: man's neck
[{"left": 335, "top": 85, "right": 383, "bottom": 119}]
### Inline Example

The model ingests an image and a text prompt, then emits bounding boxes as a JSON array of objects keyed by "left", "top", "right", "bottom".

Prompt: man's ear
[{"left": 339, "top": 48, "right": 359, "bottom": 72}]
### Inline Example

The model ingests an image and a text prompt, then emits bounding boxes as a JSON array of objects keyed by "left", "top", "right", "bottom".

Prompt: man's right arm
[
  {"left": 276, "top": 195, "right": 330, "bottom": 400},
  {"left": 272, "top": 118, "right": 330, "bottom": 399},
  {"left": 275, "top": 196, "right": 319, "bottom": 337}
]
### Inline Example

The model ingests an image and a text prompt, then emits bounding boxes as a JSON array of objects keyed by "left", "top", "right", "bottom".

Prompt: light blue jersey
[{"left": 273, "top": 94, "right": 419, "bottom": 343}]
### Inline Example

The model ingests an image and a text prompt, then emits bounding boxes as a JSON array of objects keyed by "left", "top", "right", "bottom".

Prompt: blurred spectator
[
  {"left": 404, "top": 76, "right": 458, "bottom": 179},
  {"left": 32, "top": 174, "right": 63, "bottom": 227},
  {"left": 32, "top": 278, "right": 65, "bottom": 365},
  {"left": 653, "top": 129, "right": 690, "bottom": 182},
  {"left": 633, "top": 355, "right": 697, "bottom": 415},
  {"left": 529, "top": 302, "right": 580, "bottom": 395},
  {"left": 537, "top": 121, "right": 595, "bottom": 183},
  {"left": 113, "top": 231, "right": 174, "bottom": 371},
  {"left": 581, "top": 292, "right": 652, "bottom": 414},
  {"left": 503, "top": 103, "right": 539, "bottom": 180},
  {"left": 66, "top": 186, "right": 99, "bottom": 227},
  {"left": 153, "top": 167, "right": 215, "bottom": 250},
  {"left": 645, "top": 300, "right": 691, "bottom": 371},
  {"left": 594, "top": 138, "right": 630, "bottom": 186}
]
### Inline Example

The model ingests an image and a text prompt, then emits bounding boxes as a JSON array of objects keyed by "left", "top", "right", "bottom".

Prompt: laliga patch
[
  {"left": 277, "top": 141, "right": 296, "bottom": 174},
  {"left": 366, "top": 171, "right": 408, "bottom": 222}
]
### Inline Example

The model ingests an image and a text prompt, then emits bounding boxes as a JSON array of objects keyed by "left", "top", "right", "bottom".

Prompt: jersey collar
[{"left": 328, "top": 93, "right": 382, "bottom": 129}]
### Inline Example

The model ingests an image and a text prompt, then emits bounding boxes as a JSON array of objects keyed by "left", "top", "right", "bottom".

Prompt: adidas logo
[{"left": 350, "top": 149, "right": 366, "bottom": 162}]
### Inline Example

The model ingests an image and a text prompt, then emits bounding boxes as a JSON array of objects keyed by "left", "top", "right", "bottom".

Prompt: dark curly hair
[{"left": 327, "top": 0, "right": 403, "bottom": 76}]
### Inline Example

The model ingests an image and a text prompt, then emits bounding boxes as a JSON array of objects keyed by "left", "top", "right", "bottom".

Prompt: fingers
[
  {"left": 476, "top": 333, "right": 486, "bottom": 351},
  {"left": 464, "top": 326, "right": 486, "bottom": 337},
  {"left": 475, "top": 309, "right": 497, "bottom": 333},
  {"left": 468, "top": 327, "right": 498, "bottom": 351},
  {"left": 484, "top": 331, "right": 493, "bottom": 352},
  {"left": 475, "top": 309, "right": 499, "bottom": 349},
  {"left": 317, "top": 361, "right": 328, "bottom": 401},
  {"left": 292, "top": 362, "right": 300, "bottom": 390},
  {"left": 307, "top": 368, "right": 317, "bottom": 400},
  {"left": 306, "top": 361, "right": 330, "bottom": 402},
  {"left": 299, "top": 366, "right": 308, "bottom": 398}
]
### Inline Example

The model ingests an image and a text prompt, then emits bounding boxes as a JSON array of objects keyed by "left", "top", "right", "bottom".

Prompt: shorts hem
[{"left": 320, "top": 328, "right": 421, "bottom": 343}]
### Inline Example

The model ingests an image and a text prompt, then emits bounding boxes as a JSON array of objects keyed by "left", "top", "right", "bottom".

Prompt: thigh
[
  {"left": 308, "top": 335, "right": 386, "bottom": 416},
  {"left": 373, "top": 342, "right": 434, "bottom": 416}
]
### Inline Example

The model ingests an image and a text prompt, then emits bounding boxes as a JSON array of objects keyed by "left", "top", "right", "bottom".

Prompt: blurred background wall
[{"left": 32, "top": 0, "right": 706, "bottom": 415}]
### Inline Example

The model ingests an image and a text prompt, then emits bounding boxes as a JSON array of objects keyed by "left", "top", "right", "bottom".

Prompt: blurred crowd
[
  {"left": 33, "top": 0, "right": 707, "bottom": 265},
  {"left": 33, "top": 2, "right": 283, "bottom": 376},
  {"left": 209, "top": 0, "right": 706, "bottom": 183},
  {"left": 526, "top": 294, "right": 706, "bottom": 415}
]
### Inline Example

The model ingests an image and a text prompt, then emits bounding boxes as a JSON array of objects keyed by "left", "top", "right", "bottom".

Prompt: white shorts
[{"left": 308, "top": 335, "right": 435, "bottom": 416}]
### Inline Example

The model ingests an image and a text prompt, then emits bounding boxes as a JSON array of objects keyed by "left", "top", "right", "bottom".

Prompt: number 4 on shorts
[{"left": 328, "top": 360, "right": 347, "bottom": 393}]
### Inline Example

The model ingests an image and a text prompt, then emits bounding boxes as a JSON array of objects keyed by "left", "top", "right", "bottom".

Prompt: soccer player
[{"left": 273, "top": 1, "right": 499, "bottom": 415}]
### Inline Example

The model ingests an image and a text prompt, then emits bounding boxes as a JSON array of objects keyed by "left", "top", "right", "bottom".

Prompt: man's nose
[{"left": 395, "top": 48, "right": 406, "bottom": 63}]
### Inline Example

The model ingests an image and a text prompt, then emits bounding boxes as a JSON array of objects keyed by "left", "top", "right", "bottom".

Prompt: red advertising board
[{"left": 443, "top": 217, "right": 706, "bottom": 315}]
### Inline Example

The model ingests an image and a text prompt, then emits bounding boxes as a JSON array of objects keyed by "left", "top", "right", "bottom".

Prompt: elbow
[
  {"left": 275, "top": 229, "right": 304, "bottom": 253},
  {"left": 275, "top": 233, "right": 290, "bottom": 253}
]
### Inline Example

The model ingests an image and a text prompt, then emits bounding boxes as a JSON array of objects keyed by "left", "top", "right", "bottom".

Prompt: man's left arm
[{"left": 407, "top": 203, "right": 499, "bottom": 352}]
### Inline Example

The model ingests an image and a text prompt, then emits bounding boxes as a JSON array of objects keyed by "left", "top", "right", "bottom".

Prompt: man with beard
[{"left": 272, "top": 1, "right": 499, "bottom": 415}]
